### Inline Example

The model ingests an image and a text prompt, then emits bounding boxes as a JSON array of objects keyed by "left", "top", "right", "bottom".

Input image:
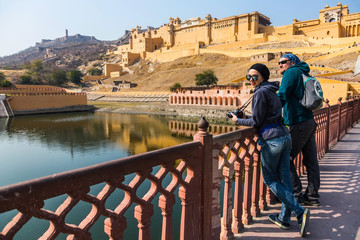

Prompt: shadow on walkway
[{"left": 234, "top": 124, "right": 360, "bottom": 240}]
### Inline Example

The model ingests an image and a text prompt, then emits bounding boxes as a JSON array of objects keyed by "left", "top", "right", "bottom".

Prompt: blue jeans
[{"left": 260, "top": 134, "right": 304, "bottom": 224}]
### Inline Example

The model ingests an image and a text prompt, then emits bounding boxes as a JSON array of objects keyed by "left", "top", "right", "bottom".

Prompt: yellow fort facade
[{"left": 110, "top": 3, "right": 360, "bottom": 66}]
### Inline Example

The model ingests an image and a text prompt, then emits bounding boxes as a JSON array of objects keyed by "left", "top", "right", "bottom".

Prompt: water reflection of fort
[{"left": 169, "top": 120, "right": 242, "bottom": 137}]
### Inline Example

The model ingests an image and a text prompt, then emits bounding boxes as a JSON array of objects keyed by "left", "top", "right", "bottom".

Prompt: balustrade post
[
  {"left": 220, "top": 166, "right": 234, "bottom": 240},
  {"left": 258, "top": 173, "right": 268, "bottom": 210},
  {"left": 337, "top": 98, "right": 342, "bottom": 141},
  {"left": 134, "top": 205, "right": 153, "bottom": 240},
  {"left": 250, "top": 141, "right": 260, "bottom": 217},
  {"left": 324, "top": 99, "right": 330, "bottom": 153},
  {"left": 355, "top": 98, "right": 358, "bottom": 124},
  {"left": 242, "top": 155, "right": 253, "bottom": 224},
  {"left": 266, "top": 186, "right": 275, "bottom": 205},
  {"left": 159, "top": 194, "right": 175, "bottom": 240},
  {"left": 345, "top": 97, "right": 349, "bottom": 133},
  {"left": 179, "top": 185, "right": 197, "bottom": 240},
  {"left": 232, "top": 161, "right": 244, "bottom": 233},
  {"left": 104, "top": 216, "right": 127, "bottom": 240},
  {"left": 193, "top": 117, "right": 218, "bottom": 240}
]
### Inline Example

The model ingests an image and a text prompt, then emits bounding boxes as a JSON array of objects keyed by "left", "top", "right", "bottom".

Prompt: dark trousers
[{"left": 289, "top": 118, "right": 320, "bottom": 201}]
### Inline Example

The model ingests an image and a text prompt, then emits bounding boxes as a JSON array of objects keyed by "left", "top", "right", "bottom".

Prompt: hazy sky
[{"left": 1, "top": 0, "right": 359, "bottom": 57}]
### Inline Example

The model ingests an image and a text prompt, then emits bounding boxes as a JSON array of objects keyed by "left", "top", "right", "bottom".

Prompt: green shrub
[
  {"left": 195, "top": 69, "right": 218, "bottom": 86},
  {"left": 0, "top": 80, "right": 12, "bottom": 87},
  {"left": 87, "top": 68, "right": 102, "bottom": 76}
]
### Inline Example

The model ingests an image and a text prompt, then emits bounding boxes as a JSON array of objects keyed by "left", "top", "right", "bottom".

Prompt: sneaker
[
  {"left": 304, "top": 198, "right": 320, "bottom": 206},
  {"left": 299, "top": 209, "right": 310, "bottom": 237},
  {"left": 268, "top": 214, "right": 291, "bottom": 230},
  {"left": 296, "top": 197, "right": 305, "bottom": 206}
]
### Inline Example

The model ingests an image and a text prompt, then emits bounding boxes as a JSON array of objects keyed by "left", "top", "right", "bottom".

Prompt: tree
[
  {"left": 68, "top": 70, "right": 83, "bottom": 85},
  {"left": 87, "top": 68, "right": 102, "bottom": 76},
  {"left": 0, "top": 72, "right": 5, "bottom": 81},
  {"left": 19, "top": 74, "right": 33, "bottom": 84},
  {"left": 22, "top": 60, "right": 43, "bottom": 73},
  {"left": 173, "top": 82, "right": 181, "bottom": 88},
  {"left": 0, "top": 72, "right": 12, "bottom": 87},
  {"left": 0, "top": 80, "right": 12, "bottom": 87},
  {"left": 195, "top": 69, "right": 218, "bottom": 86},
  {"left": 50, "top": 69, "right": 68, "bottom": 86},
  {"left": 31, "top": 60, "right": 43, "bottom": 73},
  {"left": 170, "top": 82, "right": 181, "bottom": 91}
]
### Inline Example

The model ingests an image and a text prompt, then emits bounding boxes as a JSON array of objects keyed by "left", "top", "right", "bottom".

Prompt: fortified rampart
[
  {"left": 7, "top": 93, "right": 87, "bottom": 112},
  {"left": 0, "top": 85, "right": 91, "bottom": 116},
  {"left": 108, "top": 3, "right": 360, "bottom": 68},
  {"left": 169, "top": 84, "right": 252, "bottom": 107},
  {"left": 0, "top": 86, "right": 65, "bottom": 94}
]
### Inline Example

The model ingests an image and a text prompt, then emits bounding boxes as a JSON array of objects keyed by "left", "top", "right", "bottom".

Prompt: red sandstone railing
[{"left": 1, "top": 98, "right": 359, "bottom": 240}]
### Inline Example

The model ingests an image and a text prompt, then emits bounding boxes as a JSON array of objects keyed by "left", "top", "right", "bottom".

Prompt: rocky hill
[
  {"left": 96, "top": 50, "right": 359, "bottom": 92},
  {"left": 2, "top": 36, "right": 359, "bottom": 92},
  {"left": 0, "top": 32, "right": 131, "bottom": 69}
]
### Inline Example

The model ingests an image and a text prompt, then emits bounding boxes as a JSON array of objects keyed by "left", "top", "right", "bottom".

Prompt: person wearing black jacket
[{"left": 232, "top": 63, "right": 310, "bottom": 237}]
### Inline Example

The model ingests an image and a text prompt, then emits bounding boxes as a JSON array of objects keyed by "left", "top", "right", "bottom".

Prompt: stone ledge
[{"left": 13, "top": 105, "right": 95, "bottom": 116}]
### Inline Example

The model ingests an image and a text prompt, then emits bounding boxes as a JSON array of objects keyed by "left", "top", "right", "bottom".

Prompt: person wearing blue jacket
[
  {"left": 277, "top": 54, "right": 320, "bottom": 207},
  {"left": 232, "top": 63, "right": 310, "bottom": 237}
]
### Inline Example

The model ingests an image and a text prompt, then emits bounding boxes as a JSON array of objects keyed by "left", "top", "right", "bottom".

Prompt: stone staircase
[{"left": 0, "top": 99, "right": 14, "bottom": 118}]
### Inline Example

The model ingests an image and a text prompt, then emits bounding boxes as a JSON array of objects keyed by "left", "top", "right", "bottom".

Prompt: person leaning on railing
[
  {"left": 277, "top": 54, "right": 320, "bottom": 207},
  {"left": 231, "top": 63, "right": 310, "bottom": 237}
]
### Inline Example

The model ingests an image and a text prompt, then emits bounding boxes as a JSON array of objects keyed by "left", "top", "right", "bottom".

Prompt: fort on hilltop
[{"left": 107, "top": 3, "right": 360, "bottom": 66}]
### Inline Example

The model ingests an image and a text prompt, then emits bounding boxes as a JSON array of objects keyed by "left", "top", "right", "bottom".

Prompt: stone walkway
[{"left": 234, "top": 124, "right": 360, "bottom": 240}]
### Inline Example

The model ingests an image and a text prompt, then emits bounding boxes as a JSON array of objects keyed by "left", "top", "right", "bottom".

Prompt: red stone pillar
[
  {"left": 220, "top": 166, "right": 234, "bottom": 240},
  {"left": 324, "top": 99, "right": 330, "bottom": 153},
  {"left": 258, "top": 172, "right": 268, "bottom": 210},
  {"left": 232, "top": 160, "right": 244, "bottom": 233},
  {"left": 242, "top": 155, "right": 253, "bottom": 224},
  {"left": 250, "top": 140, "right": 260, "bottom": 217},
  {"left": 337, "top": 98, "right": 342, "bottom": 141},
  {"left": 193, "top": 117, "right": 218, "bottom": 240},
  {"left": 134, "top": 205, "right": 153, "bottom": 240},
  {"left": 159, "top": 194, "right": 175, "bottom": 240}
]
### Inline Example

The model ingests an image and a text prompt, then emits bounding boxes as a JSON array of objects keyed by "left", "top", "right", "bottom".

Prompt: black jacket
[{"left": 236, "top": 81, "right": 288, "bottom": 140}]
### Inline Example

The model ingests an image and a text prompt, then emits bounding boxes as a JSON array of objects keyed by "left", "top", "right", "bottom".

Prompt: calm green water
[
  {"left": 0, "top": 112, "right": 235, "bottom": 239},
  {"left": 0, "top": 112, "right": 194, "bottom": 187}
]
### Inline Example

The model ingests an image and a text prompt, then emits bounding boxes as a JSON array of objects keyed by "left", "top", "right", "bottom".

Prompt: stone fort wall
[{"left": 109, "top": 3, "right": 360, "bottom": 66}]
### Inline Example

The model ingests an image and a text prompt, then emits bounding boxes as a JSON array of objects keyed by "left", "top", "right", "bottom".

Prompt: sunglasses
[
  {"left": 246, "top": 74, "right": 259, "bottom": 81},
  {"left": 278, "top": 60, "right": 290, "bottom": 65}
]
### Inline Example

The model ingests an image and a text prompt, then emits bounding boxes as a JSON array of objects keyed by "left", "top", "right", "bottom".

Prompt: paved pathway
[{"left": 234, "top": 124, "right": 360, "bottom": 240}]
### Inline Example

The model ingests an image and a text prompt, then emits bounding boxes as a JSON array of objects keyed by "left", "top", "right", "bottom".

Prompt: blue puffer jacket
[{"left": 236, "top": 81, "right": 288, "bottom": 140}]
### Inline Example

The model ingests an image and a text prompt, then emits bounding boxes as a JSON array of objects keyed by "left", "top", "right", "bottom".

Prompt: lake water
[{"left": 0, "top": 111, "right": 236, "bottom": 239}]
